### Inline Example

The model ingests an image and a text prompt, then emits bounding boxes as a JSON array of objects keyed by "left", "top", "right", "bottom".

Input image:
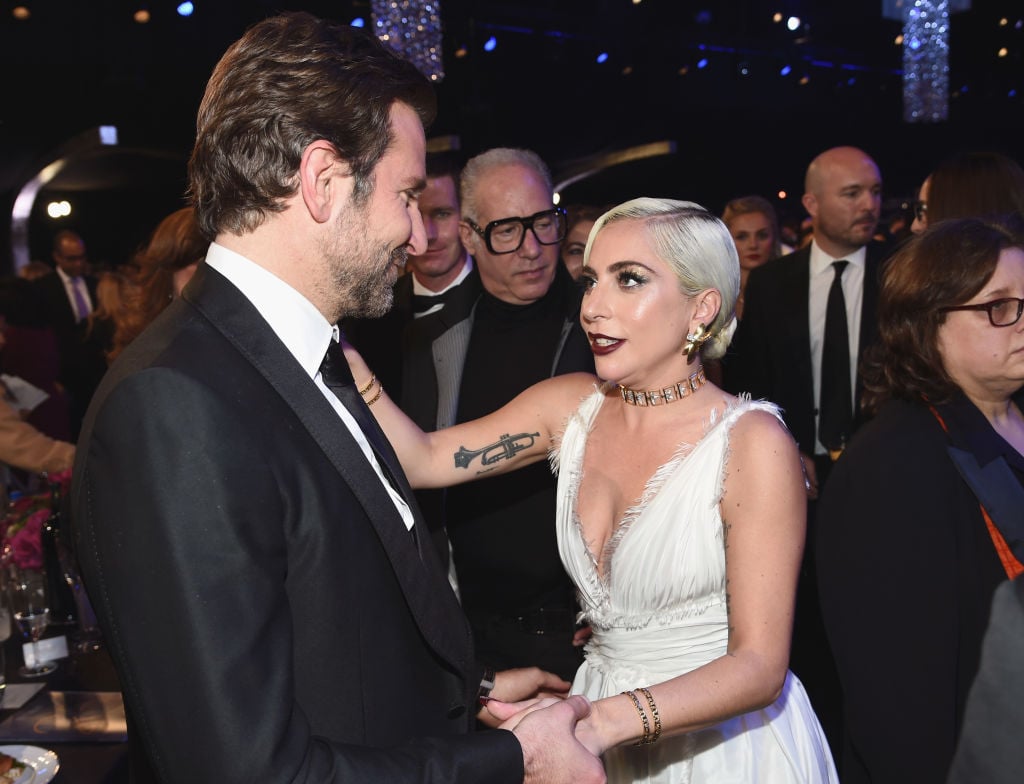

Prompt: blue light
[
  {"left": 177, "top": 2, "right": 194, "bottom": 17},
  {"left": 596, "top": 52, "right": 609, "bottom": 64},
  {"left": 847, "top": 77, "right": 856, "bottom": 86},
  {"left": 484, "top": 36, "right": 497, "bottom": 52},
  {"left": 908, "top": 37, "right": 921, "bottom": 51},
  {"left": 780, "top": 65, "right": 792, "bottom": 76},
  {"left": 697, "top": 58, "right": 708, "bottom": 69},
  {"left": 351, "top": 17, "right": 365, "bottom": 28},
  {"left": 1010, "top": 89, "right": 1017, "bottom": 97}
]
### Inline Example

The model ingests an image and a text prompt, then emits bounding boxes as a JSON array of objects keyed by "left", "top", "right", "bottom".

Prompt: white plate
[{"left": 0, "top": 745, "right": 59, "bottom": 784}]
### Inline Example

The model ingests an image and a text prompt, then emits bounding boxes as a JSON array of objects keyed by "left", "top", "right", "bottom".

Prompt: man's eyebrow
[{"left": 404, "top": 177, "right": 427, "bottom": 195}]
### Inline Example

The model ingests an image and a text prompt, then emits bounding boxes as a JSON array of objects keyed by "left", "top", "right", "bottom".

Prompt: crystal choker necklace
[{"left": 618, "top": 367, "right": 707, "bottom": 407}]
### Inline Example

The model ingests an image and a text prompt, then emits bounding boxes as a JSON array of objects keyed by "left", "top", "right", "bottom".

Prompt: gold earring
[{"left": 684, "top": 323, "right": 710, "bottom": 358}]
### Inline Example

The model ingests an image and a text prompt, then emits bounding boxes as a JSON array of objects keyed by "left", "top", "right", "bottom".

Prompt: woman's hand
[
  {"left": 338, "top": 333, "right": 373, "bottom": 390},
  {"left": 476, "top": 668, "right": 571, "bottom": 727}
]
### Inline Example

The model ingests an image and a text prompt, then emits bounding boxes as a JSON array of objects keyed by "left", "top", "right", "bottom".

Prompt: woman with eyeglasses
[
  {"left": 910, "top": 151, "right": 1024, "bottom": 235},
  {"left": 817, "top": 215, "right": 1024, "bottom": 784}
]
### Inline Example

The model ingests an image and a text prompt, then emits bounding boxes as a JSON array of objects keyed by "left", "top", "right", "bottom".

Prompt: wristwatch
[{"left": 478, "top": 665, "right": 496, "bottom": 702}]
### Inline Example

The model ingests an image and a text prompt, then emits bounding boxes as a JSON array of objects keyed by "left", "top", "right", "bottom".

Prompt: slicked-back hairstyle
[
  {"left": 425, "top": 150, "right": 464, "bottom": 184},
  {"left": 861, "top": 214, "right": 1024, "bottom": 413},
  {"left": 927, "top": 151, "right": 1024, "bottom": 224},
  {"left": 459, "top": 147, "right": 552, "bottom": 223},
  {"left": 586, "top": 198, "right": 741, "bottom": 360},
  {"left": 721, "top": 195, "right": 782, "bottom": 259},
  {"left": 188, "top": 12, "right": 436, "bottom": 239}
]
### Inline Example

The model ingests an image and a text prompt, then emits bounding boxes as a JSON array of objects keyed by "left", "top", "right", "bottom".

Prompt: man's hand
[
  {"left": 476, "top": 668, "right": 570, "bottom": 728},
  {"left": 506, "top": 696, "right": 606, "bottom": 784}
]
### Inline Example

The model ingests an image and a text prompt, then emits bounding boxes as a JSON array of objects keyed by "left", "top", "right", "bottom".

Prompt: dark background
[{"left": 1, "top": 0, "right": 1022, "bottom": 272}]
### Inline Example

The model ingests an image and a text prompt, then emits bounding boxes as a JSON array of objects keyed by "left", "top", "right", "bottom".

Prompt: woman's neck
[{"left": 965, "top": 389, "right": 1024, "bottom": 456}]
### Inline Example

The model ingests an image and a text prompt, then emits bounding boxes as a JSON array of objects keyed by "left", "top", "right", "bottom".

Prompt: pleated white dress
[{"left": 554, "top": 387, "right": 839, "bottom": 784}]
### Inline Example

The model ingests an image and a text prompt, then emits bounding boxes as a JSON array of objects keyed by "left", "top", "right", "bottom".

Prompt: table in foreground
[{"left": 0, "top": 635, "right": 128, "bottom": 784}]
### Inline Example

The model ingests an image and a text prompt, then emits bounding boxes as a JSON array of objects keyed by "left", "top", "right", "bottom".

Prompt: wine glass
[{"left": 9, "top": 570, "right": 57, "bottom": 677}]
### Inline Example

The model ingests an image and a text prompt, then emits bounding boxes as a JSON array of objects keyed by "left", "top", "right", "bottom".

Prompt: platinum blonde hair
[
  {"left": 459, "top": 147, "right": 552, "bottom": 223},
  {"left": 585, "top": 197, "right": 740, "bottom": 359}
]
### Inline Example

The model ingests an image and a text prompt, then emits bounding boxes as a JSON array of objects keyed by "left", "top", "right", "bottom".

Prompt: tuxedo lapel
[
  {"left": 183, "top": 264, "right": 471, "bottom": 674},
  {"left": 787, "top": 248, "right": 814, "bottom": 403}
]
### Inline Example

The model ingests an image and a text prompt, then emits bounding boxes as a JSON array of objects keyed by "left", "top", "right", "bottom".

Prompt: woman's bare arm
[{"left": 342, "top": 340, "right": 599, "bottom": 489}]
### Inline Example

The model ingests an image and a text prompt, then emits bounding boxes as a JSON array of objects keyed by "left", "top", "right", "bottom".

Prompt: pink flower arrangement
[{"left": 2, "top": 469, "right": 72, "bottom": 571}]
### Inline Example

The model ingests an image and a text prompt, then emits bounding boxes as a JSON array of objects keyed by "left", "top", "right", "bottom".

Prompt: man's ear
[
  {"left": 299, "top": 141, "right": 352, "bottom": 224},
  {"left": 458, "top": 221, "right": 478, "bottom": 252},
  {"left": 801, "top": 192, "right": 818, "bottom": 220}
]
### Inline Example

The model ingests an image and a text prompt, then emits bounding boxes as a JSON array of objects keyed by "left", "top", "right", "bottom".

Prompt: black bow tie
[{"left": 411, "top": 288, "right": 457, "bottom": 315}]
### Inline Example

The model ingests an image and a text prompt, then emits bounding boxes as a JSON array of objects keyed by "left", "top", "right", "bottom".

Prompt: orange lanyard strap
[{"left": 928, "top": 404, "right": 1024, "bottom": 580}]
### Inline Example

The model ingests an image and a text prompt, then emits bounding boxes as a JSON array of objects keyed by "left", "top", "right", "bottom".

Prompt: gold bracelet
[
  {"left": 364, "top": 381, "right": 384, "bottom": 406},
  {"left": 621, "top": 690, "right": 650, "bottom": 745},
  {"left": 358, "top": 373, "right": 377, "bottom": 397},
  {"left": 637, "top": 687, "right": 661, "bottom": 744}
]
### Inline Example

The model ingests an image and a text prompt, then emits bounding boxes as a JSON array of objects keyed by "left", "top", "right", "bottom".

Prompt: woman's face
[
  {"left": 728, "top": 212, "right": 775, "bottom": 271},
  {"left": 910, "top": 176, "right": 930, "bottom": 235},
  {"left": 561, "top": 219, "right": 595, "bottom": 281},
  {"left": 937, "top": 246, "right": 1024, "bottom": 400},
  {"left": 580, "top": 220, "right": 713, "bottom": 388}
]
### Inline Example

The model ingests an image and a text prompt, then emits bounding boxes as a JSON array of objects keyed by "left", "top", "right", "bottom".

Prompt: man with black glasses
[{"left": 402, "top": 147, "right": 594, "bottom": 682}]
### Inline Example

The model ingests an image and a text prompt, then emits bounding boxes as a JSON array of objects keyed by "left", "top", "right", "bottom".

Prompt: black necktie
[
  {"left": 319, "top": 340, "right": 418, "bottom": 544},
  {"left": 819, "top": 261, "right": 853, "bottom": 453}
]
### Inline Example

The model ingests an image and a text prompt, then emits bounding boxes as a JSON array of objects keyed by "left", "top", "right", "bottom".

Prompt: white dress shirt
[
  {"left": 808, "top": 240, "right": 865, "bottom": 456},
  {"left": 205, "top": 243, "right": 414, "bottom": 530}
]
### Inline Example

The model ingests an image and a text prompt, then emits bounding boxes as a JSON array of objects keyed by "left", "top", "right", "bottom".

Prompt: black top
[
  {"left": 816, "top": 391, "right": 1021, "bottom": 784},
  {"left": 447, "top": 281, "right": 574, "bottom": 617}
]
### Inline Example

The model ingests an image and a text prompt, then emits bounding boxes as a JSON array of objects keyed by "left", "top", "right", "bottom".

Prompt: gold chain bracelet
[{"left": 621, "top": 690, "right": 650, "bottom": 745}]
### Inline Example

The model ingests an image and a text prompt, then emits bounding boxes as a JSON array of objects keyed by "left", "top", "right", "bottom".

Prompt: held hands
[
  {"left": 488, "top": 695, "right": 612, "bottom": 760},
  {"left": 476, "top": 668, "right": 571, "bottom": 728},
  {"left": 497, "top": 696, "right": 607, "bottom": 784}
]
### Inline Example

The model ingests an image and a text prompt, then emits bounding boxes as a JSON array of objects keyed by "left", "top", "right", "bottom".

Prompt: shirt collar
[
  {"left": 204, "top": 242, "right": 334, "bottom": 380},
  {"left": 809, "top": 240, "right": 867, "bottom": 278},
  {"left": 55, "top": 266, "right": 78, "bottom": 285},
  {"left": 411, "top": 255, "right": 474, "bottom": 297}
]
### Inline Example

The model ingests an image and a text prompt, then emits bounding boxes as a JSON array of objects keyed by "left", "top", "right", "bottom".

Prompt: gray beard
[{"left": 342, "top": 245, "right": 407, "bottom": 319}]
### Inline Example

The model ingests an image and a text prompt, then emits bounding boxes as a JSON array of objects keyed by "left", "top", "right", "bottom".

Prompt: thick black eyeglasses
[
  {"left": 940, "top": 297, "right": 1024, "bottom": 327},
  {"left": 465, "top": 208, "right": 567, "bottom": 255},
  {"left": 913, "top": 200, "right": 928, "bottom": 222}
]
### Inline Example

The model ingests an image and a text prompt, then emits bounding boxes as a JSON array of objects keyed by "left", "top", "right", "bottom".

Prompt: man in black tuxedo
[
  {"left": 724, "top": 145, "right": 885, "bottom": 756},
  {"left": 33, "top": 230, "right": 98, "bottom": 434},
  {"left": 726, "top": 145, "right": 884, "bottom": 492},
  {"left": 345, "top": 151, "right": 480, "bottom": 403},
  {"left": 72, "top": 13, "right": 603, "bottom": 784}
]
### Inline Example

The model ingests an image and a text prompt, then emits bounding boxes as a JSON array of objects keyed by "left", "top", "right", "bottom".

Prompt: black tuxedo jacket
[
  {"left": 71, "top": 263, "right": 521, "bottom": 784},
  {"left": 723, "top": 243, "right": 886, "bottom": 454},
  {"left": 343, "top": 267, "right": 483, "bottom": 406}
]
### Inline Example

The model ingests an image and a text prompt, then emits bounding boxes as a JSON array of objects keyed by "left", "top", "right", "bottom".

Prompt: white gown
[{"left": 555, "top": 387, "right": 839, "bottom": 784}]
